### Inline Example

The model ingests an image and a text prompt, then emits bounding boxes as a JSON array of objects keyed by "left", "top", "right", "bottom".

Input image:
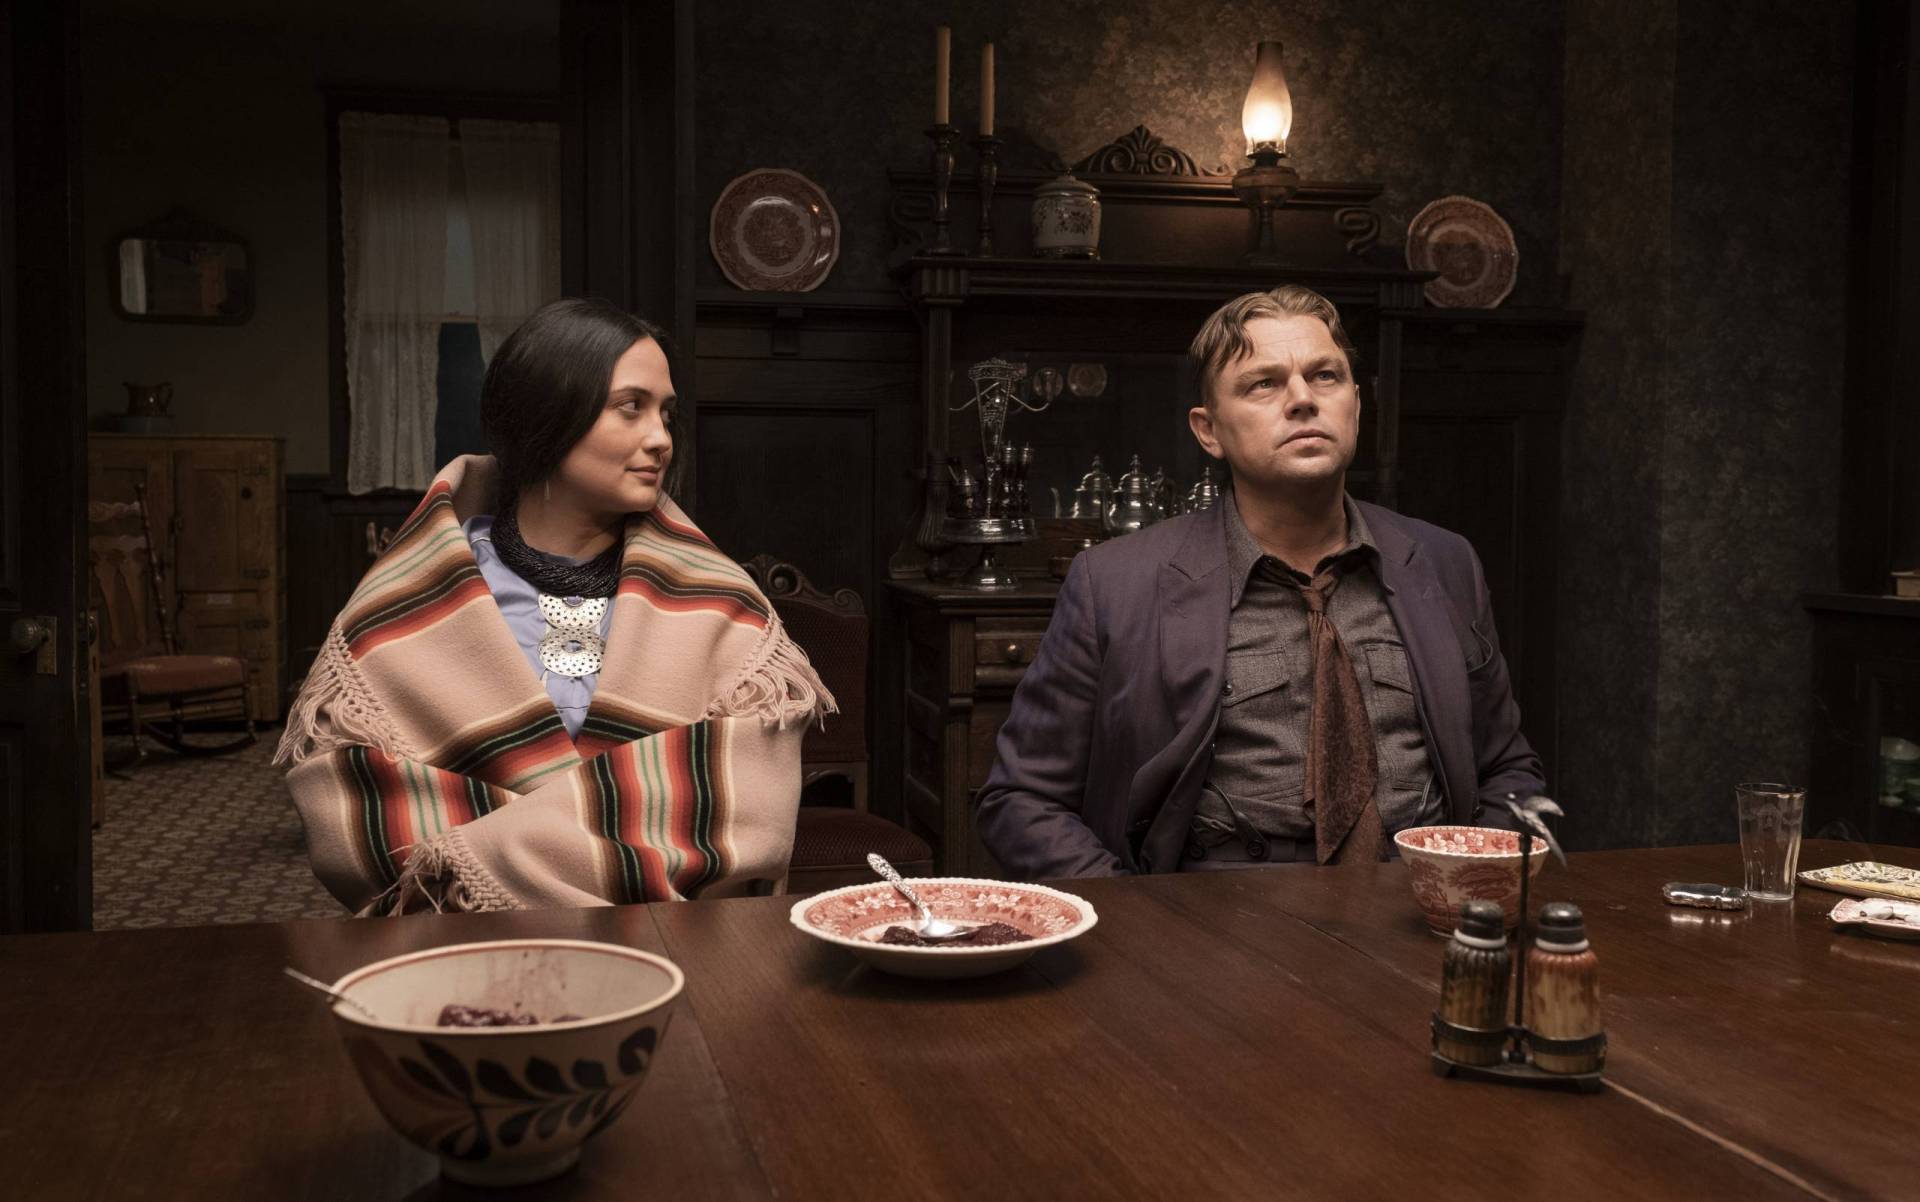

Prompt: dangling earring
[{"left": 544, "top": 479, "right": 551, "bottom": 503}]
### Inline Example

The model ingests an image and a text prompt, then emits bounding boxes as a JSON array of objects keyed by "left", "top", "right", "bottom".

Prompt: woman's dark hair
[{"left": 480, "top": 297, "right": 669, "bottom": 500}]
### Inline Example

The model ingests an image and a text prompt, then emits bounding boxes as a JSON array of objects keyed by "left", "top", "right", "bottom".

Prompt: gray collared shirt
[{"left": 1189, "top": 493, "right": 1441, "bottom": 856}]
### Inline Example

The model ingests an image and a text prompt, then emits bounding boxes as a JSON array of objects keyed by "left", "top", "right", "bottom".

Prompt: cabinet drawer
[
  {"left": 972, "top": 619, "right": 1048, "bottom": 690},
  {"left": 178, "top": 590, "right": 267, "bottom": 618}
]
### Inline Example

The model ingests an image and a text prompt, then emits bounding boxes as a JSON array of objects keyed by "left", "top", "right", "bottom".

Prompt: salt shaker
[
  {"left": 1525, "top": 902, "right": 1605, "bottom": 1074},
  {"left": 1435, "top": 900, "right": 1512, "bottom": 1066}
]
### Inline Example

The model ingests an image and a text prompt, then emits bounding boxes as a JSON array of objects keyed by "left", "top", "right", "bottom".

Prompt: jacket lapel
[
  {"left": 1369, "top": 507, "right": 1476, "bottom": 823},
  {"left": 1125, "top": 503, "right": 1230, "bottom": 870}
]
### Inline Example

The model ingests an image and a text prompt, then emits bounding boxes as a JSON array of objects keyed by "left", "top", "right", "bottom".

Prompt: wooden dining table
[{"left": 2, "top": 839, "right": 1913, "bottom": 1201}]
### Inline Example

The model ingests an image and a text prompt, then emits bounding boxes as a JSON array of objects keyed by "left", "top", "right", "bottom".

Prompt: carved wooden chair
[
  {"left": 89, "top": 486, "right": 254, "bottom": 771},
  {"left": 739, "top": 555, "right": 933, "bottom": 891}
]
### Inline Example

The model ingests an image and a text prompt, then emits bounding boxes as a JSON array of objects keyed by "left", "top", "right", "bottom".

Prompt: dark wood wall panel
[
  {"left": 1397, "top": 416, "right": 1522, "bottom": 635},
  {"left": 694, "top": 407, "right": 878, "bottom": 604},
  {"left": 691, "top": 295, "right": 919, "bottom": 825},
  {"left": 284, "top": 481, "right": 420, "bottom": 699},
  {"left": 1398, "top": 311, "right": 1578, "bottom": 793},
  {"left": 1842, "top": 0, "right": 1919, "bottom": 590}
]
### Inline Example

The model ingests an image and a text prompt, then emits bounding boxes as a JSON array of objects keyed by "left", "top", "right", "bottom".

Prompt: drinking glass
[{"left": 1736, "top": 783, "right": 1805, "bottom": 901}]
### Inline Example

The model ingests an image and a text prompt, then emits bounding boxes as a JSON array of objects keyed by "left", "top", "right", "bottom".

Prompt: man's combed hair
[
  {"left": 1187, "top": 285, "right": 1357, "bottom": 405},
  {"left": 481, "top": 297, "right": 669, "bottom": 501}
]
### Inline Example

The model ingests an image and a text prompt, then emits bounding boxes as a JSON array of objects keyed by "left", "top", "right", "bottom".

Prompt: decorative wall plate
[
  {"left": 1066, "top": 362, "right": 1108, "bottom": 398},
  {"left": 1406, "top": 195, "right": 1518, "bottom": 309},
  {"left": 709, "top": 168, "right": 840, "bottom": 292}
]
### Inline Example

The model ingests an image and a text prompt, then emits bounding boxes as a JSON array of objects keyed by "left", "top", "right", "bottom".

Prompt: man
[{"left": 976, "top": 285, "right": 1545, "bottom": 879}]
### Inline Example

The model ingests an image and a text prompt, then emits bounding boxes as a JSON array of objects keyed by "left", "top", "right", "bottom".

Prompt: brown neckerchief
[{"left": 1293, "top": 568, "right": 1384, "bottom": 865}]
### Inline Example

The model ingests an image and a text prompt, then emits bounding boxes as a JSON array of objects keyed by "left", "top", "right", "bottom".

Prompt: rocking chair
[{"left": 89, "top": 484, "right": 255, "bottom": 771}]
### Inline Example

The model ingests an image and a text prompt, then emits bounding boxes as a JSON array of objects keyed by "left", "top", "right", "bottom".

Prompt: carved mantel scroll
[{"left": 1072, "top": 125, "right": 1229, "bottom": 178}]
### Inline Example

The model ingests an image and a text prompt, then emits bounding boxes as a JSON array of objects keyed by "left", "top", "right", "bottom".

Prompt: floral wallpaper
[{"left": 695, "top": 0, "right": 1565, "bottom": 299}]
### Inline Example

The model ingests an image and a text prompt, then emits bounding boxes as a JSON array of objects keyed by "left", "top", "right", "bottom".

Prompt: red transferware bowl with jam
[
  {"left": 1394, "top": 825, "right": 1549, "bottom": 935},
  {"left": 790, "top": 877, "right": 1097, "bottom": 979}
]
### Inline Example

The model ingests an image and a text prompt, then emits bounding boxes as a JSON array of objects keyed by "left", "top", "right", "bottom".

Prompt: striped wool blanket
[{"left": 276, "top": 455, "right": 830, "bottom": 915}]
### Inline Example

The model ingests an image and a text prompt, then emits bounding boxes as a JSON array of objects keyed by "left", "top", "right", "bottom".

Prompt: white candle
[
  {"left": 934, "top": 25, "right": 951, "bottom": 125},
  {"left": 980, "top": 42, "right": 995, "bottom": 135}
]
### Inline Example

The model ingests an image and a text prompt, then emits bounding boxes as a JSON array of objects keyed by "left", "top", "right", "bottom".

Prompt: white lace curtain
[
  {"left": 340, "top": 113, "right": 561, "bottom": 494},
  {"left": 460, "top": 119, "right": 562, "bottom": 364},
  {"left": 341, "top": 113, "right": 449, "bottom": 494}
]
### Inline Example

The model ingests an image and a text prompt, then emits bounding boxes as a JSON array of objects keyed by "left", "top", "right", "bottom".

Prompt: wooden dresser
[
  {"left": 87, "top": 434, "right": 286, "bottom": 723},
  {"left": 1804, "top": 594, "right": 1920, "bottom": 847},
  {"left": 891, "top": 578, "right": 1059, "bottom": 876}
]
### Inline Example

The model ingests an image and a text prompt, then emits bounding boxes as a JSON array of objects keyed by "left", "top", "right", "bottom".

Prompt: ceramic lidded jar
[{"left": 1031, "top": 172, "right": 1101, "bottom": 260}]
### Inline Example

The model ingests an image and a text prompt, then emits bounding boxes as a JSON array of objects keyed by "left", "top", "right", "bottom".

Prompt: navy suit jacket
[{"left": 974, "top": 498, "right": 1547, "bottom": 879}]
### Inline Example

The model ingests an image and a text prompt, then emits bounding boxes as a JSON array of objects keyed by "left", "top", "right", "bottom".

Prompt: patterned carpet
[{"left": 93, "top": 731, "right": 346, "bottom": 929}]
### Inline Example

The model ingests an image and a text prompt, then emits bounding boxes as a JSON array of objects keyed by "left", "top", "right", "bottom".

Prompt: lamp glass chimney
[{"left": 1240, "top": 40, "right": 1293, "bottom": 155}]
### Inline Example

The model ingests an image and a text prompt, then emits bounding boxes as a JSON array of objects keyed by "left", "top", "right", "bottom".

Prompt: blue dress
[{"left": 463, "top": 515, "right": 615, "bottom": 740}]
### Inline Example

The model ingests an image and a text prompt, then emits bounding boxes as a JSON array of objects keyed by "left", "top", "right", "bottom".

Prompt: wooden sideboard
[
  {"left": 885, "top": 308, "right": 1580, "bottom": 875},
  {"left": 1805, "top": 593, "right": 1920, "bottom": 846},
  {"left": 86, "top": 434, "right": 286, "bottom": 723},
  {"left": 892, "top": 578, "right": 1059, "bottom": 875}
]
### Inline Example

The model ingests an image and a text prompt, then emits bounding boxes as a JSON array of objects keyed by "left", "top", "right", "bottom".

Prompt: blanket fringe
[
  {"left": 274, "top": 625, "right": 406, "bottom": 767},
  {"left": 360, "top": 829, "right": 514, "bottom": 917},
  {"left": 707, "top": 614, "right": 836, "bottom": 730}
]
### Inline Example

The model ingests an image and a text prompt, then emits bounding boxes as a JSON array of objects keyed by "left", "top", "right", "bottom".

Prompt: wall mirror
[{"left": 110, "top": 208, "right": 253, "bottom": 323}]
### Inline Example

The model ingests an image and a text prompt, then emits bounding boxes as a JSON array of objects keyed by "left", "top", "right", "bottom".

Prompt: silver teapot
[
  {"left": 1069, "top": 454, "right": 1114, "bottom": 520},
  {"left": 1148, "top": 466, "right": 1178, "bottom": 518},
  {"left": 1105, "top": 455, "right": 1159, "bottom": 535},
  {"left": 1184, "top": 465, "right": 1224, "bottom": 513}
]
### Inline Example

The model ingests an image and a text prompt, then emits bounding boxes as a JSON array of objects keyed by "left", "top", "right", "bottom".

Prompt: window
[{"left": 337, "top": 110, "right": 558, "bottom": 493}]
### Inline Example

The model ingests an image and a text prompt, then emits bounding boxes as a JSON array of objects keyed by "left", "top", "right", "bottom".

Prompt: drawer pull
[{"left": 1003, "top": 642, "right": 1028, "bottom": 665}]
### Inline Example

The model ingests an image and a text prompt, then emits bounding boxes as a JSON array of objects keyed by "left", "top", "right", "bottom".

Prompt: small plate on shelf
[
  {"left": 1406, "top": 195, "right": 1518, "bottom": 309},
  {"left": 709, "top": 168, "right": 839, "bottom": 292},
  {"left": 1829, "top": 896, "right": 1920, "bottom": 941}
]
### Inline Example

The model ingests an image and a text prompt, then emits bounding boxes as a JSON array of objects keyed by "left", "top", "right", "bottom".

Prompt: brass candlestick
[
  {"left": 972, "top": 135, "right": 1003, "bottom": 257},
  {"left": 925, "top": 123, "right": 962, "bottom": 256}
]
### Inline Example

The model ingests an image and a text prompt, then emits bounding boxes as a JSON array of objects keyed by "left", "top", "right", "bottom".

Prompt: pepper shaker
[
  {"left": 1436, "top": 900, "right": 1512, "bottom": 1067},
  {"left": 1525, "top": 902, "right": 1605, "bottom": 1074}
]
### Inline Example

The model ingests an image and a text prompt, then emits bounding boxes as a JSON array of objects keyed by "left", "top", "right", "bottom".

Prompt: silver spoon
[
  {"left": 283, "top": 966, "right": 381, "bottom": 1021},
  {"left": 866, "top": 853, "right": 973, "bottom": 942}
]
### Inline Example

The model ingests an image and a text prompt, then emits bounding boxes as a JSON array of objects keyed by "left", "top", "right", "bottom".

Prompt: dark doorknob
[{"left": 10, "top": 617, "right": 50, "bottom": 654}]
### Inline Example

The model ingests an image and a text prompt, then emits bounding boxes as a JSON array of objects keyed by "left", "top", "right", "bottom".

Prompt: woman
[{"left": 277, "top": 298, "right": 830, "bottom": 914}]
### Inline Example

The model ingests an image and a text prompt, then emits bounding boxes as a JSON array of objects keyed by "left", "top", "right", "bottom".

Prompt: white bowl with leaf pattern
[{"left": 327, "top": 939, "right": 682, "bottom": 1187}]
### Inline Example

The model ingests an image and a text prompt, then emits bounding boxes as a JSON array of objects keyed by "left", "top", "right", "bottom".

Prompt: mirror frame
[{"left": 107, "top": 207, "right": 254, "bottom": 325}]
